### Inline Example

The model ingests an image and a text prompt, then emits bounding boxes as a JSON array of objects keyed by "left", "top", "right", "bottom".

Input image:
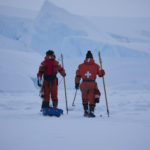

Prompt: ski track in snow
[{"left": 0, "top": 89, "right": 150, "bottom": 150}]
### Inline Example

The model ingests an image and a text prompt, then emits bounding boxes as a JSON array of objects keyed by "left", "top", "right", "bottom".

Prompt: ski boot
[
  {"left": 41, "top": 101, "right": 50, "bottom": 116},
  {"left": 41, "top": 101, "right": 49, "bottom": 111},
  {"left": 52, "top": 100, "right": 63, "bottom": 115},
  {"left": 88, "top": 105, "right": 95, "bottom": 118},
  {"left": 83, "top": 104, "right": 89, "bottom": 117},
  {"left": 84, "top": 111, "right": 89, "bottom": 117},
  {"left": 52, "top": 100, "right": 58, "bottom": 108}
]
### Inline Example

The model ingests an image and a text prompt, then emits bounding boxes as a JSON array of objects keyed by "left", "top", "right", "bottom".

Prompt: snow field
[
  {"left": 0, "top": 89, "right": 150, "bottom": 150},
  {"left": 0, "top": 1, "right": 150, "bottom": 150}
]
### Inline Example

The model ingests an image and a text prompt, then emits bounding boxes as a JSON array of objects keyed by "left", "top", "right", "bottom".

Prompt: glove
[
  {"left": 99, "top": 69, "right": 105, "bottom": 77},
  {"left": 75, "top": 83, "right": 80, "bottom": 89},
  {"left": 37, "top": 79, "right": 42, "bottom": 87},
  {"left": 95, "top": 98, "right": 99, "bottom": 103},
  {"left": 63, "top": 73, "right": 66, "bottom": 77},
  {"left": 39, "top": 91, "right": 44, "bottom": 98}
]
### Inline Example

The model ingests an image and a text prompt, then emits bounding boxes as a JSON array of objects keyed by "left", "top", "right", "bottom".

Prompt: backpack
[{"left": 44, "top": 60, "right": 56, "bottom": 81}]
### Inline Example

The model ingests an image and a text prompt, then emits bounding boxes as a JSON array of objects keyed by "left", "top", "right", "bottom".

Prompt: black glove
[
  {"left": 75, "top": 83, "right": 80, "bottom": 89},
  {"left": 95, "top": 98, "right": 99, "bottom": 103},
  {"left": 37, "top": 79, "right": 42, "bottom": 87},
  {"left": 63, "top": 73, "right": 66, "bottom": 77},
  {"left": 39, "top": 92, "right": 44, "bottom": 98},
  {"left": 99, "top": 69, "right": 105, "bottom": 77}
]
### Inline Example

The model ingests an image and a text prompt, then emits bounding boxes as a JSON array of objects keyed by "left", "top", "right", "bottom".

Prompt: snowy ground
[
  {"left": 0, "top": 89, "right": 150, "bottom": 150},
  {"left": 0, "top": 48, "right": 150, "bottom": 150}
]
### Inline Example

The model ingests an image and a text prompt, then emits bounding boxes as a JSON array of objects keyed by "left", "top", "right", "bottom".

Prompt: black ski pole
[
  {"left": 72, "top": 89, "right": 77, "bottom": 106},
  {"left": 58, "top": 78, "right": 63, "bottom": 86}
]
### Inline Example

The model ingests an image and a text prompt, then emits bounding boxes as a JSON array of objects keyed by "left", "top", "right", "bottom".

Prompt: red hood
[{"left": 84, "top": 58, "right": 95, "bottom": 65}]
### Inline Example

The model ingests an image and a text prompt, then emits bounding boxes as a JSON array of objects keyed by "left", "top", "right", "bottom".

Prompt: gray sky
[{"left": 0, "top": 0, "right": 150, "bottom": 17}]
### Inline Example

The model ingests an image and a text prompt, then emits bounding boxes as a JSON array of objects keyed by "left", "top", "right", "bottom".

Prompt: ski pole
[
  {"left": 61, "top": 54, "right": 68, "bottom": 114},
  {"left": 58, "top": 78, "right": 63, "bottom": 86},
  {"left": 98, "top": 51, "right": 110, "bottom": 117},
  {"left": 72, "top": 89, "right": 77, "bottom": 106}
]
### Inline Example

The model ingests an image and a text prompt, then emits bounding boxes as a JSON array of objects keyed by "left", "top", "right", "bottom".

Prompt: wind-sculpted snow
[
  {"left": 29, "top": 0, "right": 150, "bottom": 57},
  {"left": 0, "top": 15, "right": 33, "bottom": 50},
  {"left": 0, "top": 1, "right": 150, "bottom": 58},
  {"left": 0, "top": 15, "right": 33, "bottom": 40},
  {"left": 31, "top": 22, "right": 86, "bottom": 56}
]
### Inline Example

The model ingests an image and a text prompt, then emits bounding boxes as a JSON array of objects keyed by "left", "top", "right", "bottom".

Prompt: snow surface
[
  {"left": 0, "top": 0, "right": 150, "bottom": 150},
  {"left": 0, "top": 90, "right": 150, "bottom": 150}
]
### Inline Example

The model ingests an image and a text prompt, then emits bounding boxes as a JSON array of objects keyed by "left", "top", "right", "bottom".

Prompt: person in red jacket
[
  {"left": 75, "top": 50, "right": 105, "bottom": 117},
  {"left": 37, "top": 50, "right": 66, "bottom": 109}
]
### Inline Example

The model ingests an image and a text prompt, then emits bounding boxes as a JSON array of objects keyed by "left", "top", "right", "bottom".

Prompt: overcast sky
[{"left": 0, "top": 0, "right": 150, "bottom": 17}]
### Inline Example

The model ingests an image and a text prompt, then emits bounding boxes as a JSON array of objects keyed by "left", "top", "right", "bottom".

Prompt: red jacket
[
  {"left": 37, "top": 55, "right": 65, "bottom": 79},
  {"left": 75, "top": 58, "right": 104, "bottom": 83}
]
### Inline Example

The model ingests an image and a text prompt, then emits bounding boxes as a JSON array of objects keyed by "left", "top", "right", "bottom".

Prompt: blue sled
[{"left": 42, "top": 107, "right": 63, "bottom": 117}]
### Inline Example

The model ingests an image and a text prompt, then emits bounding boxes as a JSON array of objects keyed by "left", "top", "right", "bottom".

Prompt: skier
[
  {"left": 75, "top": 50, "right": 105, "bottom": 117},
  {"left": 37, "top": 50, "right": 66, "bottom": 110}
]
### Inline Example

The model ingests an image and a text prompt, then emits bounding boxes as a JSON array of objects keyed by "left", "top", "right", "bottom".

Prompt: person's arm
[
  {"left": 37, "top": 61, "right": 45, "bottom": 79},
  {"left": 97, "top": 64, "right": 105, "bottom": 77},
  {"left": 57, "top": 62, "right": 66, "bottom": 77},
  {"left": 37, "top": 61, "right": 45, "bottom": 87},
  {"left": 75, "top": 66, "right": 81, "bottom": 89}
]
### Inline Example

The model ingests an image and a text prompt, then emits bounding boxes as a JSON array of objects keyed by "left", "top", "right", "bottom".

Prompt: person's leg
[
  {"left": 80, "top": 82, "right": 89, "bottom": 116},
  {"left": 88, "top": 83, "right": 96, "bottom": 117},
  {"left": 51, "top": 79, "right": 58, "bottom": 108},
  {"left": 42, "top": 81, "right": 51, "bottom": 108}
]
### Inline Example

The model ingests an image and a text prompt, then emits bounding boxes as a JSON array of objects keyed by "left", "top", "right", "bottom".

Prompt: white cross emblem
[{"left": 85, "top": 71, "right": 91, "bottom": 78}]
